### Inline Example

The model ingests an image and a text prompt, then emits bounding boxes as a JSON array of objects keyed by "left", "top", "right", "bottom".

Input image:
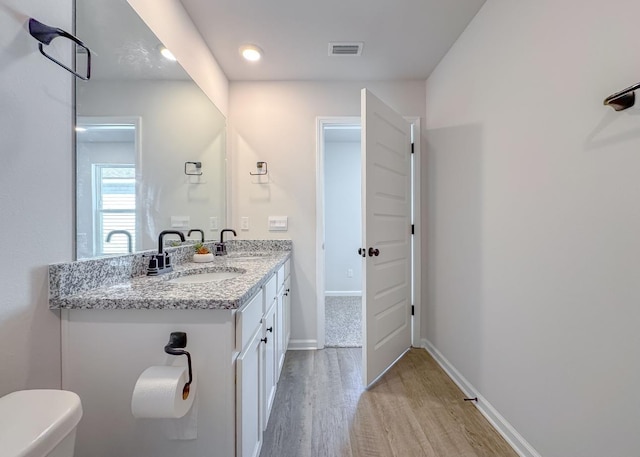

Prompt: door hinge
[
  {"left": 411, "top": 224, "right": 415, "bottom": 235},
  {"left": 411, "top": 142, "right": 415, "bottom": 154},
  {"left": 411, "top": 305, "right": 415, "bottom": 316}
]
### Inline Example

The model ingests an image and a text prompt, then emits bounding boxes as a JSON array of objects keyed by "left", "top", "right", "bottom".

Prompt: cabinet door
[
  {"left": 284, "top": 276, "right": 291, "bottom": 352},
  {"left": 237, "top": 329, "right": 263, "bottom": 457},
  {"left": 263, "top": 302, "right": 277, "bottom": 430},
  {"left": 276, "top": 277, "right": 290, "bottom": 377}
]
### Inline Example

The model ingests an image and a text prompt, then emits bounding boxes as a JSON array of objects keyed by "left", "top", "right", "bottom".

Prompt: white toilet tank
[{"left": 0, "top": 389, "right": 83, "bottom": 457}]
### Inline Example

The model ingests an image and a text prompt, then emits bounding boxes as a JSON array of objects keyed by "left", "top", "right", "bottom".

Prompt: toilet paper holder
[{"left": 164, "top": 332, "right": 193, "bottom": 400}]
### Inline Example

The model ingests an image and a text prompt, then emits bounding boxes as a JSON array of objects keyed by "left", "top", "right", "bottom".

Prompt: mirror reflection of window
[
  {"left": 94, "top": 165, "right": 136, "bottom": 256},
  {"left": 76, "top": 121, "right": 138, "bottom": 258}
]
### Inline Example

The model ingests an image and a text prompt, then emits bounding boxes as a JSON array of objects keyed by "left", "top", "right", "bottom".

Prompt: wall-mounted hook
[
  {"left": 184, "top": 161, "right": 202, "bottom": 176},
  {"left": 603, "top": 81, "right": 640, "bottom": 111},
  {"left": 28, "top": 18, "right": 91, "bottom": 80},
  {"left": 249, "top": 161, "right": 268, "bottom": 176}
]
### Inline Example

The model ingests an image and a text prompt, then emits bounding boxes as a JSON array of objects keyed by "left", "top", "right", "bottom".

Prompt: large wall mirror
[{"left": 75, "top": 0, "right": 226, "bottom": 259}]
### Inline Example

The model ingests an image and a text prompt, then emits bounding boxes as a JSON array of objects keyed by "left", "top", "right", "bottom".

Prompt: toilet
[{"left": 0, "top": 389, "right": 82, "bottom": 457}]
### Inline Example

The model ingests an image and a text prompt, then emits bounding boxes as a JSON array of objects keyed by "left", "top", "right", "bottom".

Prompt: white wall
[
  {"left": 325, "top": 140, "right": 362, "bottom": 294},
  {"left": 0, "top": 0, "right": 72, "bottom": 395},
  {"left": 424, "top": 1, "right": 640, "bottom": 456},
  {"left": 229, "top": 81, "right": 425, "bottom": 347}
]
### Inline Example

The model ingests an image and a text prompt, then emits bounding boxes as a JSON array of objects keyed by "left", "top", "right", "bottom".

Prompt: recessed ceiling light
[
  {"left": 158, "top": 45, "right": 177, "bottom": 61},
  {"left": 240, "top": 45, "right": 263, "bottom": 62},
  {"left": 75, "top": 126, "right": 87, "bottom": 132}
]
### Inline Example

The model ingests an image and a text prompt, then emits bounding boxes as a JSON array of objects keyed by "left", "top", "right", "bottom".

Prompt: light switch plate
[
  {"left": 241, "top": 217, "right": 249, "bottom": 231},
  {"left": 268, "top": 216, "right": 288, "bottom": 231},
  {"left": 209, "top": 217, "right": 218, "bottom": 231},
  {"left": 171, "top": 216, "right": 190, "bottom": 229}
]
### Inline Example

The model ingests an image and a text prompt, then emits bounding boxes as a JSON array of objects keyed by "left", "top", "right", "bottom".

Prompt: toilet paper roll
[{"left": 131, "top": 366, "right": 196, "bottom": 419}]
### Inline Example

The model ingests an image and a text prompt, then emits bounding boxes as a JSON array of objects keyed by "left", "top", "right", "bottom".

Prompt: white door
[{"left": 361, "top": 89, "right": 412, "bottom": 387}]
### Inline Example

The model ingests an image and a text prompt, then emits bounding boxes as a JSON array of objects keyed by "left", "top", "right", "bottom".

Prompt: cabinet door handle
[
  {"left": 267, "top": 326, "right": 273, "bottom": 333},
  {"left": 261, "top": 337, "right": 268, "bottom": 344},
  {"left": 357, "top": 248, "right": 366, "bottom": 257},
  {"left": 283, "top": 292, "right": 288, "bottom": 296}
]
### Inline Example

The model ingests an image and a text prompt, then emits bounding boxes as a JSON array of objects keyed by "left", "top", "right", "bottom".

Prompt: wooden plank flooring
[{"left": 260, "top": 348, "right": 518, "bottom": 457}]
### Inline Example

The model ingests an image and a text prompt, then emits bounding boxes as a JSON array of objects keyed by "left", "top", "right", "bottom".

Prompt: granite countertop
[{"left": 49, "top": 250, "right": 290, "bottom": 311}]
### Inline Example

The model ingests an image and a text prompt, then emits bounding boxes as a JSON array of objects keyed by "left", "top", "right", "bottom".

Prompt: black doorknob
[
  {"left": 368, "top": 247, "right": 380, "bottom": 257},
  {"left": 358, "top": 248, "right": 366, "bottom": 257}
]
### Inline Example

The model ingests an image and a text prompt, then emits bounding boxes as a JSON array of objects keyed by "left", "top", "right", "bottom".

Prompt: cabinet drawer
[
  {"left": 236, "top": 290, "right": 263, "bottom": 352},
  {"left": 264, "top": 273, "right": 277, "bottom": 313},
  {"left": 276, "top": 265, "right": 285, "bottom": 292},
  {"left": 277, "top": 259, "right": 290, "bottom": 290}
]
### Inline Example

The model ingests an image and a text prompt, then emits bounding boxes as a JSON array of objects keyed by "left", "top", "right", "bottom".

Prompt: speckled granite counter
[{"left": 49, "top": 240, "right": 291, "bottom": 310}]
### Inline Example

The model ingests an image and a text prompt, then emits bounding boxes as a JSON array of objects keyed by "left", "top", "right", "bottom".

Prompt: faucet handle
[
  {"left": 214, "top": 242, "right": 227, "bottom": 256},
  {"left": 146, "top": 255, "right": 159, "bottom": 276}
]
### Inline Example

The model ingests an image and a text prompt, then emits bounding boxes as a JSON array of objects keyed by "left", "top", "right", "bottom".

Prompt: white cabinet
[
  {"left": 237, "top": 262, "right": 291, "bottom": 453},
  {"left": 236, "top": 328, "right": 263, "bottom": 457},
  {"left": 236, "top": 291, "right": 264, "bottom": 457},
  {"left": 60, "top": 257, "right": 291, "bottom": 457},
  {"left": 276, "top": 260, "right": 291, "bottom": 376},
  {"left": 262, "top": 300, "right": 277, "bottom": 427}
]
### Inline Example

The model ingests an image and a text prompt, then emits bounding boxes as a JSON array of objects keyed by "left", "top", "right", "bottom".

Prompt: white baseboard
[
  {"left": 421, "top": 339, "right": 541, "bottom": 457},
  {"left": 288, "top": 339, "right": 318, "bottom": 350},
  {"left": 324, "top": 291, "right": 362, "bottom": 297}
]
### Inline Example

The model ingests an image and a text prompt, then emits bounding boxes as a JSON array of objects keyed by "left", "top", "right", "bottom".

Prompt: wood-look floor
[{"left": 260, "top": 348, "right": 518, "bottom": 457}]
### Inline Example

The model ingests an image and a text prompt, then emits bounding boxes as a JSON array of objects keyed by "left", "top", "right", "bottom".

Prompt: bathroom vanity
[{"left": 49, "top": 241, "right": 291, "bottom": 457}]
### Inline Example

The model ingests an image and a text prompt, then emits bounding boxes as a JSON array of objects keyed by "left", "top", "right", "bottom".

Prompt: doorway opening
[{"left": 323, "top": 122, "right": 362, "bottom": 347}]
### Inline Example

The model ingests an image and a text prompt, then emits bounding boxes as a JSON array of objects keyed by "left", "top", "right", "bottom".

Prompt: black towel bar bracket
[
  {"left": 603, "top": 81, "right": 640, "bottom": 111},
  {"left": 28, "top": 18, "right": 91, "bottom": 80}
]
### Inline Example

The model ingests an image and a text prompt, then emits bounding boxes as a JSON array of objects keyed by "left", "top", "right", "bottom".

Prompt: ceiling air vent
[{"left": 328, "top": 42, "right": 363, "bottom": 56}]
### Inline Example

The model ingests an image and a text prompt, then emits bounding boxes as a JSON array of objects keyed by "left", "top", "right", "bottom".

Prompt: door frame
[{"left": 315, "top": 115, "right": 422, "bottom": 349}]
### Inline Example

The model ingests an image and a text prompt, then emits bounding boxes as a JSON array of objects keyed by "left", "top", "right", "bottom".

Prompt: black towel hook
[
  {"left": 603, "top": 81, "right": 640, "bottom": 112},
  {"left": 28, "top": 18, "right": 91, "bottom": 80},
  {"left": 164, "top": 332, "right": 193, "bottom": 400}
]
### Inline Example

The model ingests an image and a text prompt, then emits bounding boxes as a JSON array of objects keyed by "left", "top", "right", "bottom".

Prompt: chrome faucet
[
  {"left": 187, "top": 229, "right": 205, "bottom": 243},
  {"left": 215, "top": 229, "right": 237, "bottom": 256},
  {"left": 105, "top": 230, "right": 132, "bottom": 253},
  {"left": 147, "top": 230, "right": 185, "bottom": 276}
]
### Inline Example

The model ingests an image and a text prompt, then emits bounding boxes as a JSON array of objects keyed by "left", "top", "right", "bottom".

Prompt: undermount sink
[
  {"left": 168, "top": 270, "right": 244, "bottom": 284},
  {"left": 227, "top": 252, "right": 274, "bottom": 260}
]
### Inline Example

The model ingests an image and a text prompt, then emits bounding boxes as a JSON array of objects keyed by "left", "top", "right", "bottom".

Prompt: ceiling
[{"left": 179, "top": 0, "right": 486, "bottom": 81}]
